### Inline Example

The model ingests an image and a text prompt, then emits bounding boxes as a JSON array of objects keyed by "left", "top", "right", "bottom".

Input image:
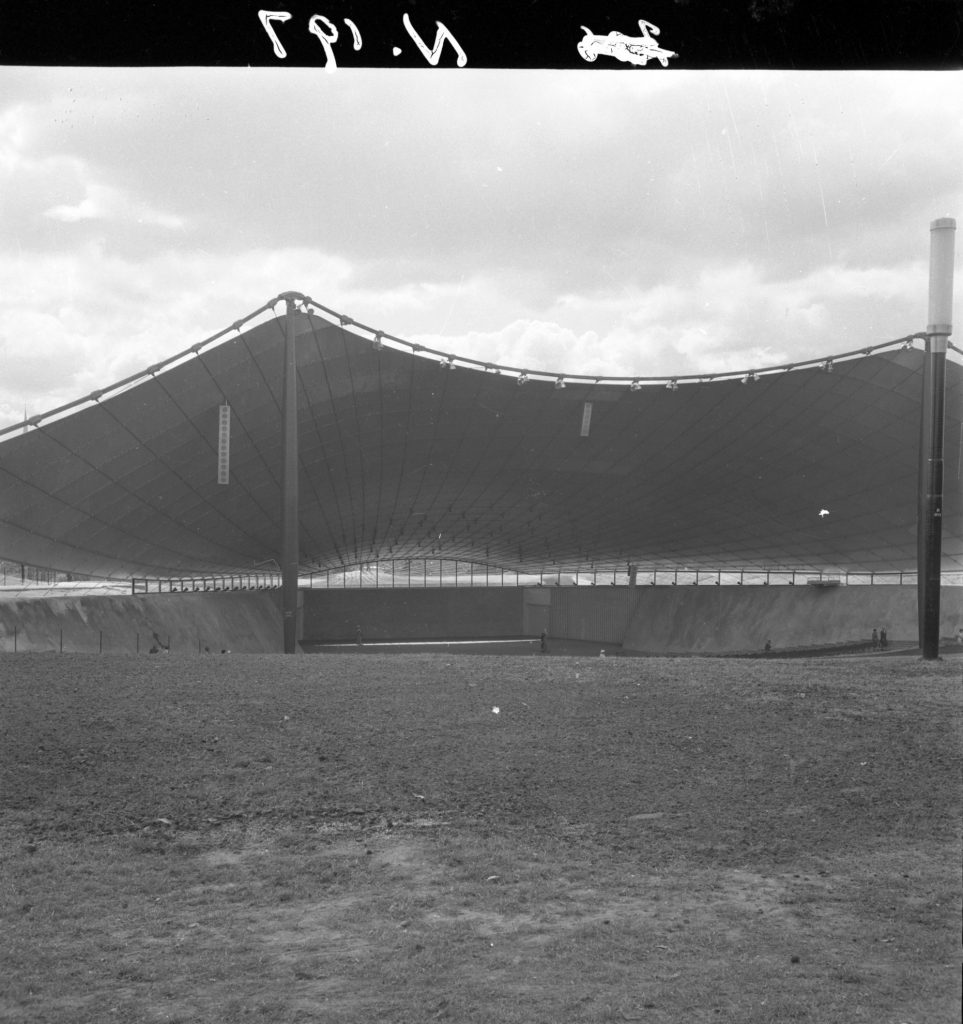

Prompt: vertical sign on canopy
[
  {"left": 217, "top": 404, "right": 231, "bottom": 485},
  {"left": 580, "top": 402, "right": 593, "bottom": 437}
]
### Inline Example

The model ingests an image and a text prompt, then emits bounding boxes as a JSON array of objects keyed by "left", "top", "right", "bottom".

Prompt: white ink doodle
[
  {"left": 258, "top": 10, "right": 293, "bottom": 59},
  {"left": 307, "top": 14, "right": 339, "bottom": 68},
  {"left": 402, "top": 12, "right": 468, "bottom": 67},
  {"left": 258, "top": 10, "right": 467, "bottom": 68},
  {"left": 577, "top": 19, "right": 677, "bottom": 67},
  {"left": 307, "top": 14, "right": 363, "bottom": 70}
]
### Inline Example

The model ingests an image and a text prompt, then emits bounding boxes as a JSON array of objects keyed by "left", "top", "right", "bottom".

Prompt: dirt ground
[{"left": 1, "top": 652, "right": 961, "bottom": 1023}]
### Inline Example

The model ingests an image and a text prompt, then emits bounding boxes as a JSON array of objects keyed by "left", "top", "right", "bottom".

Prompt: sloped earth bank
[{"left": 1, "top": 653, "right": 960, "bottom": 1023}]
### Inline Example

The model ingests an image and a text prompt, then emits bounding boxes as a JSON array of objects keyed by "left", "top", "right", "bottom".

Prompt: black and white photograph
[{"left": 1, "top": 2, "right": 961, "bottom": 1022}]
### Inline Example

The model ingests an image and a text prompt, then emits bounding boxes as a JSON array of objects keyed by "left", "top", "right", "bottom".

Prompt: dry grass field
[{"left": 1, "top": 651, "right": 961, "bottom": 1023}]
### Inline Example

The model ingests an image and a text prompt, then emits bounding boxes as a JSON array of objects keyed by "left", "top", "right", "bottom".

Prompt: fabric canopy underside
[{"left": 0, "top": 306, "right": 960, "bottom": 579}]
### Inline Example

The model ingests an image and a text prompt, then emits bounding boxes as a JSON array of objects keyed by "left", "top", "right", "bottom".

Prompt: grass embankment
[{"left": 1, "top": 653, "right": 960, "bottom": 1023}]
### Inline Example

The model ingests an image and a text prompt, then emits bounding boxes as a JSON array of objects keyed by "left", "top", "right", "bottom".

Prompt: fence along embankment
[
  {"left": 5, "top": 582, "right": 957, "bottom": 656},
  {"left": 0, "top": 590, "right": 285, "bottom": 654},
  {"left": 620, "top": 584, "right": 963, "bottom": 654}
]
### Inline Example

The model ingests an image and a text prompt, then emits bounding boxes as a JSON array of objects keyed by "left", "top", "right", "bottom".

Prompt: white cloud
[
  {"left": 0, "top": 244, "right": 358, "bottom": 426},
  {"left": 410, "top": 319, "right": 605, "bottom": 375},
  {"left": 43, "top": 182, "right": 187, "bottom": 229},
  {"left": 44, "top": 198, "right": 97, "bottom": 223},
  {"left": 0, "top": 66, "right": 958, "bottom": 426}
]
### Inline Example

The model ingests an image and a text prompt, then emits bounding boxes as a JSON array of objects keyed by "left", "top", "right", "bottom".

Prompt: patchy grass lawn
[{"left": 1, "top": 652, "right": 960, "bottom": 1023}]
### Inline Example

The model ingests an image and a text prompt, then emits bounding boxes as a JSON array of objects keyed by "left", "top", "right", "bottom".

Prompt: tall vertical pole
[
  {"left": 918, "top": 218, "right": 955, "bottom": 659},
  {"left": 281, "top": 295, "right": 300, "bottom": 653}
]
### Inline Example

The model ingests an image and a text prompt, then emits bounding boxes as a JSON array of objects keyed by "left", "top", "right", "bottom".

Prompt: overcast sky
[{"left": 0, "top": 66, "right": 959, "bottom": 428}]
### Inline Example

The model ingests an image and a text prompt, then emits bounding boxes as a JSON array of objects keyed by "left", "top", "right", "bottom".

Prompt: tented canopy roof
[{"left": 0, "top": 295, "right": 960, "bottom": 579}]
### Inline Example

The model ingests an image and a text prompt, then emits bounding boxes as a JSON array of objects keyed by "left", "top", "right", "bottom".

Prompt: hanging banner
[
  {"left": 580, "top": 402, "right": 593, "bottom": 437},
  {"left": 217, "top": 404, "right": 231, "bottom": 484}
]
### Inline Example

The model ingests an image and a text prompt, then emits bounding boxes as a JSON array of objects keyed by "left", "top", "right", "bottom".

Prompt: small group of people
[{"left": 871, "top": 627, "right": 888, "bottom": 650}]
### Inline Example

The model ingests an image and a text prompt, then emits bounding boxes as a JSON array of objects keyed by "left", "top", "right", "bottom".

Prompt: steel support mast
[
  {"left": 280, "top": 293, "right": 301, "bottom": 653},
  {"left": 918, "top": 218, "right": 955, "bottom": 660}
]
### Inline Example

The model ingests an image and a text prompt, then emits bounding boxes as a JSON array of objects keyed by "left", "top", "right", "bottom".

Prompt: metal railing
[
  {"left": 130, "top": 573, "right": 282, "bottom": 594},
  {"left": 296, "top": 563, "right": 958, "bottom": 589},
  {"left": 0, "top": 561, "right": 78, "bottom": 586},
  {"left": 118, "top": 563, "right": 963, "bottom": 593},
  {"left": 0, "top": 628, "right": 233, "bottom": 655}
]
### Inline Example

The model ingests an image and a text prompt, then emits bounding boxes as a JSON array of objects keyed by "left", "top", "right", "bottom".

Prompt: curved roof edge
[{"left": 1, "top": 291, "right": 955, "bottom": 441}]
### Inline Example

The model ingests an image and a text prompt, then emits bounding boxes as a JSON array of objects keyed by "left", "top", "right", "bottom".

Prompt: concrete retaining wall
[
  {"left": 0, "top": 590, "right": 285, "bottom": 654},
  {"left": 621, "top": 584, "right": 963, "bottom": 654},
  {"left": 548, "top": 587, "right": 642, "bottom": 644},
  {"left": 522, "top": 588, "right": 552, "bottom": 637},
  {"left": 2, "top": 583, "right": 959, "bottom": 656},
  {"left": 301, "top": 586, "right": 526, "bottom": 643},
  {"left": 302, "top": 583, "right": 963, "bottom": 652}
]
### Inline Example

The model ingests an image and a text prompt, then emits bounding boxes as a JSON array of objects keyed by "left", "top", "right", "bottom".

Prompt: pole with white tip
[{"left": 918, "top": 217, "right": 955, "bottom": 660}]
